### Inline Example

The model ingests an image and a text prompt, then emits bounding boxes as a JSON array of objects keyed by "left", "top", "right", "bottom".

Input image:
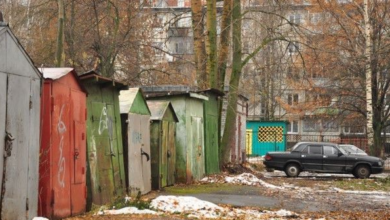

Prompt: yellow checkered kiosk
[{"left": 246, "top": 121, "right": 287, "bottom": 156}]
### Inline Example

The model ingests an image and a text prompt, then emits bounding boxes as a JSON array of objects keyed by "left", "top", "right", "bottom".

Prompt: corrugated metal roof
[
  {"left": 0, "top": 26, "right": 42, "bottom": 79},
  {"left": 79, "top": 70, "right": 127, "bottom": 89},
  {"left": 39, "top": 67, "right": 74, "bottom": 80},
  {"left": 119, "top": 88, "right": 139, "bottom": 114}
]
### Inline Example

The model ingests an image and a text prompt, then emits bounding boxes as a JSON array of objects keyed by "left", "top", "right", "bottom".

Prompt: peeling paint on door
[{"left": 80, "top": 71, "right": 126, "bottom": 208}]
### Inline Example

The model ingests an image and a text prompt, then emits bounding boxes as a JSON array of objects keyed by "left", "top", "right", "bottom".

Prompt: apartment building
[{"left": 146, "top": 0, "right": 376, "bottom": 148}]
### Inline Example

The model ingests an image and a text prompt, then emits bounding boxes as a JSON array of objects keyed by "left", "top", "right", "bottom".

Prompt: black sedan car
[{"left": 264, "top": 142, "right": 384, "bottom": 178}]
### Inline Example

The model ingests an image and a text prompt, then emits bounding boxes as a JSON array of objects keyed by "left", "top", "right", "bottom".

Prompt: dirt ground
[{"left": 66, "top": 163, "right": 390, "bottom": 219}]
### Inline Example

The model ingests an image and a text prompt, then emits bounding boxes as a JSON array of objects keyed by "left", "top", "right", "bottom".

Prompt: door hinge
[{"left": 26, "top": 198, "right": 29, "bottom": 211}]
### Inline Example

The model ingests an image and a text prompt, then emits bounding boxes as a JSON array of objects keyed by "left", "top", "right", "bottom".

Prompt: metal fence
[{"left": 284, "top": 134, "right": 390, "bottom": 155}]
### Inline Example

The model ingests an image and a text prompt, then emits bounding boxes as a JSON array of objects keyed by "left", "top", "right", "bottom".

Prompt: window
[
  {"left": 287, "top": 66, "right": 300, "bottom": 78},
  {"left": 306, "top": 94, "right": 331, "bottom": 106},
  {"left": 152, "top": 42, "right": 163, "bottom": 56},
  {"left": 175, "top": 42, "right": 184, "bottom": 54},
  {"left": 303, "top": 119, "right": 320, "bottom": 132},
  {"left": 287, "top": 120, "right": 299, "bottom": 133},
  {"left": 178, "top": 0, "right": 184, "bottom": 7},
  {"left": 309, "top": 13, "right": 321, "bottom": 24},
  {"left": 287, "top": 94, "right": 299, "bottom": 105},
  {"left": 308, "top": 145, "right": 322, "bottom": 155},
  {"left": 338, "top": 0, "right": 351, "bottom": 3},
  {"left": 343, "top": 125, "right": 365, "bottom": 134},
  {"left": 301, "top": 146, "right": 308, "bottom": 154},
  {"left": 288, "top": 42, "right": 300, "bottom": 53},
  {"left": 323, "top": 146, "right": 338, "bottom": 155},
  {"left": 322, "top": 120, "right": 339, "bottom": 132},
  {"left": 289, "top": 14, "right": 301, "bottom": 25}
]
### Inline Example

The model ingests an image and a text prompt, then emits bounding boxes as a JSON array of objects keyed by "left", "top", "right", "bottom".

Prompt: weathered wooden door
[
  {"left": 1, "top": 73, "right": 40, "bottom": 220},
  {"left": 167, "top": 122, "right": 176, "bottom": 186},
  {"left": 90, "top": 102, "right": 115, "bottom": 204},
  {"left": 205, "top": 115, "right": 219, "bottom": 174},
  {"left": 161, "top": 121, "right": 169, "bottom": 187},
  {"left": 106, "top": 104, "right": 123, "bottom": 194},
  {"left": 190, "top": 116, "right": 205, "bottom": 182},
  {"left": 127, "top": 114, "right": 151, "bottom": 196},
  {"left": 140, "top": 115, "right": 151, "bottom": 194},
  {"left": 127, "top": 114, "right": 143, "bottom": 196},
  {"left": 160, "top": 121, "right": 176, "bottom": 187}
]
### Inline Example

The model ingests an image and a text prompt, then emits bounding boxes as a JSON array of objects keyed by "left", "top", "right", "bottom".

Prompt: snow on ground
[
  {"left": 201, "top": 173, "right": 284, "bottom": 189},
  {"left": 97, "top": 206, "right": 159, "bottom": 215},
  {"left": 202, "top": 172, "right": 390, "bottom": 197},
  {"left": 150, "top": 195, "right": 224, "bottom": 218},
  {"left": 96, "top": 195, "right": 299, "bottom": 219},
  {"left": 150, "top": 195, "right": 298, "bottom": 219}
]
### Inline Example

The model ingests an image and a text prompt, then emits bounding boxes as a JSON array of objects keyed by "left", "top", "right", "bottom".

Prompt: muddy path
[{"left": 159, "top": 171, "right": 390, "bottom": 213}]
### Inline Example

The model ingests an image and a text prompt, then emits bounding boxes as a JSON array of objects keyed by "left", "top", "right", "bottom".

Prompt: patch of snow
[
  {"left": 97, "top": 207, "right": 159, "bottom": 215},
  {"left": 332, "top": 187, "right": 390, "bottom": 196},
  {"left": 271, "top": 209, "right": 294, "bottom": 217},
  {"left": 150, "top": 195, "right": 299, "bottom": 219},
  {"left": 150, "top": 196, "right": 222, "bottom": 213}
]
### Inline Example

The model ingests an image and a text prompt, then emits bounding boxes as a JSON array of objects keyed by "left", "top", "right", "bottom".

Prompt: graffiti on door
[
  {"left": 132, "top": 131, "right": 142, "bottom": 144},
  {"left": 89, "top": 132, "right": 98, "bottom": 190},
  {"left": 57, "top": 104, "right": 67, "bottom": 188},
  {"left": 98, "top": 106, "right": 115, "bottom": 156}
]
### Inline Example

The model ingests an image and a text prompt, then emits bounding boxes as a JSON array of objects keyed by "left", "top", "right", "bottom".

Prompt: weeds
[
  {"left": 333, "top": 177, "right": 390, "bottom": 191},
  {"left": 111, "top": 192, "right": 151, "bottom": 210}
]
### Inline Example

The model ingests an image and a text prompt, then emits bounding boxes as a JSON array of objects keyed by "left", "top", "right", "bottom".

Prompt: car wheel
[
  {"left": 285, "top": 163, "right": 300, "bottom": 177},
  {"left": 354, "top": 165, "right": 371, "bottom": 179}
]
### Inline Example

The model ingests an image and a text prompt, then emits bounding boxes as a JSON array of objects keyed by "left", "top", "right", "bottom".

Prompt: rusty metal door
[
  {"left": 51, "top": 84, "right": 72, "bottom": 218},
  {"left": 167, "top": 122, "right": 176, "bottom": 186},
  {"left": 1, "top": 74, "right": 41, "bottom": 220},
  {"left": 190, "top": 116, "right": 205, "bottom": 182},
  {"left": 70, "top": 90, "right": 87, "bottom": 216}
]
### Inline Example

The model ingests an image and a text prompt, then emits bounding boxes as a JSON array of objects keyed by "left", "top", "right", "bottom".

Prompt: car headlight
[{"left": 378, "top": 161, "right": 383, "bottom": 166}]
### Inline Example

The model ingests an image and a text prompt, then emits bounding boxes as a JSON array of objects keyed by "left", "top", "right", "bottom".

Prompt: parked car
[
  {"left": 339, "top": 144, "right": 367, "bottom": 156},
  {"left": 263, "top": 142, "right": 384, "bottom": 178}
]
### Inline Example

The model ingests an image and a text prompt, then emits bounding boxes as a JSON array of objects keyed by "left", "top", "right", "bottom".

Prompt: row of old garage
[{"left": 0, "top": 25, "right": 248, "bottom": 220}]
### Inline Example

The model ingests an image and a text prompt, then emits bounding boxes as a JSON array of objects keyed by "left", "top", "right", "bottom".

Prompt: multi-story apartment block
[{"left": 146, "top": 0, "right": 378, "bottom": 149}]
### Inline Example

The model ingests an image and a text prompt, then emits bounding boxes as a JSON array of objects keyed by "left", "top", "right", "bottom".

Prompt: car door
[
  {"left": 322, "top": 145, "right": 345, "bottom": 172},
  {"left": 301, "top": 144, "right": 323, "bottom": 171}
]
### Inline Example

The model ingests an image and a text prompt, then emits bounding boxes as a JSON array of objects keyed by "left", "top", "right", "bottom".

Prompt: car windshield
[
  {"left": 339, "top": 145, "right": 367, "bottom": 155},
  {"left": 337, "top": 145, "right": 348, "bottom": 155}
]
